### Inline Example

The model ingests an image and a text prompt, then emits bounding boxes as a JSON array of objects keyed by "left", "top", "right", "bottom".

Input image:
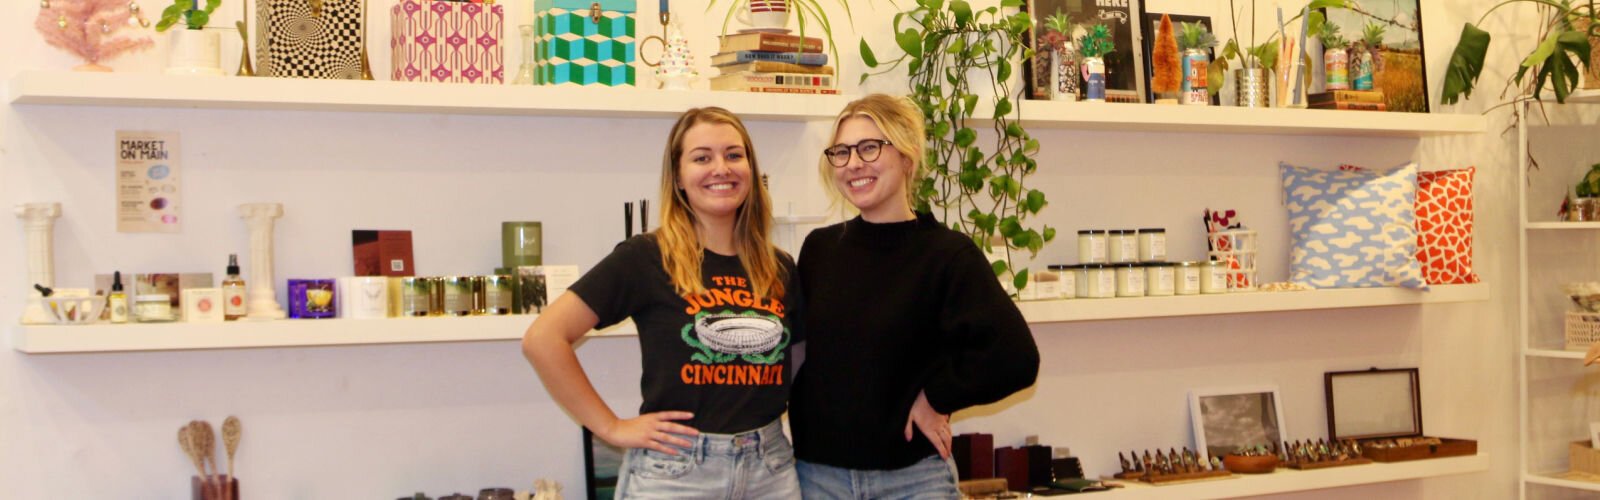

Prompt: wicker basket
[{"left": 1565, "top": 312, "right": 1600, "bottom": 351}]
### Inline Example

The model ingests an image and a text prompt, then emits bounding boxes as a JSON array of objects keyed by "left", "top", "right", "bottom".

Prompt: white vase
[{"left": 166, "top": 29, "right": 224, "bottom": 76}]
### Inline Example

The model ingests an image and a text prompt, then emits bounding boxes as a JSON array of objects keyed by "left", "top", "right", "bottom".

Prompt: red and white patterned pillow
[{"left": 1340, "top": 165, "right": 1478, "bottom": 284}]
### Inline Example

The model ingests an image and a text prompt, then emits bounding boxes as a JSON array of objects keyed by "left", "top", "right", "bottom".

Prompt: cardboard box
[
  {"left": 1325, "top": 367, "right": 1478, "bottom": 462},
  {"left": 353, "top": 230, "right": 415, "bottom": 277}
]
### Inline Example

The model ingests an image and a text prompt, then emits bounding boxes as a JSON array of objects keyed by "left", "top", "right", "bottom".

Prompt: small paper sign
[{"left": 116, "top": 131, "right": 181, "bottom": 233}]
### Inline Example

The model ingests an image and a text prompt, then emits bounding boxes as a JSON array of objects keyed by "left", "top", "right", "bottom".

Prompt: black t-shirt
[{"left": 568, "top": 234, "right": 801, "bottom": 434}]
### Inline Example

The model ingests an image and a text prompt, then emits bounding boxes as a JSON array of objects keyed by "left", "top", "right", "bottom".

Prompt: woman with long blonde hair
[{"left": 523, "top": 107, "right": 801, "bottom": 498}]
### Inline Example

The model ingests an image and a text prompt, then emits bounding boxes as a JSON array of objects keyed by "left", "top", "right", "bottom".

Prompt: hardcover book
[
  {"left": 717, "top": 32, "right": 824, "bottom": 53},
  {"left": 710, "top": 50, "right": 829, "bottom": 66}
]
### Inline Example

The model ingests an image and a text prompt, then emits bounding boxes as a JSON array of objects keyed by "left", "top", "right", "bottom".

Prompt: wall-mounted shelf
[
  {"left": 12, "top": 284, "right": 1486, "bottom": 353},
  {"left": 8, "top": 71, "right": 1486, "bottom": 137},
  {"left": 1100, "top": 454, "right": 1487, "bottom": 499},
  {"left": 1525, "top": 471, "right": 1600, "bottom": 492},
  {"left": 1526, "top": 221, "right": 1600, "bottom": 230},
  {"left": 1526, "top": 349, "right": 1586, "bottom": 360}
]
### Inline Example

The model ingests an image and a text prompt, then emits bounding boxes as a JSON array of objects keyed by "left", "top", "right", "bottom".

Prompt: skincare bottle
[
  {"left": 108, "top": 271, "right": 129, "bottom": 324},
  {"left": 222, "top": 254, "right": 247, "bottom": 321}
]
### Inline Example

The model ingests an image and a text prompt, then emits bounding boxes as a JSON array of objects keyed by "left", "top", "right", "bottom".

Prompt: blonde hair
[
  {"left": 655, "top": 107, "right": 787, "bottom": 300},
  {"left": 817, "top": 94, "right": 928, "bottom": 213}
]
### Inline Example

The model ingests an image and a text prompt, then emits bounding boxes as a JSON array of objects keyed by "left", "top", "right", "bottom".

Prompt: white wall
[{"left": 0, "top": 0, "right": 1546, "bottom": 497}]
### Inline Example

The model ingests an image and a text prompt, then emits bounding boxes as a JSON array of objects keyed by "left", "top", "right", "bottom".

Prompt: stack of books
[
  {"left": 711, "top": 32, "right": 837, "bottom": 94},
  {"left": 1308, "top": 90, "right": 1387, "bottom": 111}
]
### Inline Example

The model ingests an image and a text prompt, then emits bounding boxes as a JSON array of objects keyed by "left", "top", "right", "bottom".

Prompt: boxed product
[
  {"left": 1325, "top": 367, "right": 1478, "bottom": 462},
  {"left": 532, "top": 0, "right": 636, "bottom": 86},
  {"left": 391, "top": 0, "right": 505, "bottom": 83}
]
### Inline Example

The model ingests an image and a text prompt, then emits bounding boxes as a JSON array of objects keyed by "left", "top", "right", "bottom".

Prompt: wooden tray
[
  {"left": 1287, "top": 457, "right": 1373, "bottom": 470},
  {"left": 1360, "top": 437, "right": 1477, "bottom": 462}
]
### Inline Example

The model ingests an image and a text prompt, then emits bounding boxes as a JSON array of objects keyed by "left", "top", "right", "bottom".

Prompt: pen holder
[
  {"left": 191, "top": 475, "right": 239, "bottom": 500},
  {"left": 1207, "top": 230, "right": 1258, "bottom": 292}
]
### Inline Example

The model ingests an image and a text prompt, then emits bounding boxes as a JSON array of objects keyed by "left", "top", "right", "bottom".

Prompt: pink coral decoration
[{"left": 35, "top": 0, "right": 153, "bottom": 71}]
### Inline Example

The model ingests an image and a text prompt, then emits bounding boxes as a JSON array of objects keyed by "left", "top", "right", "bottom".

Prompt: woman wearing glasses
[
  {"left": 790, "top": 94, "right": 1040, "bottom": 498},
  {"left": 523, "top": 107, "right": 802, "bottom": 498}
]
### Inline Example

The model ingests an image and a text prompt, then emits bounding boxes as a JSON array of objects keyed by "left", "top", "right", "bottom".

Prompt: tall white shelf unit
[
  {"left": 1518, "top": 89, "right": 1600, "bottom": 499},
  {"left": 9, "top": 70, "right": 1493, "bottom": 497}
]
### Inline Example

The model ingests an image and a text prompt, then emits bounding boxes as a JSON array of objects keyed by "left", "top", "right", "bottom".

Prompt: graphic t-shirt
[{"left": 568, "top": 235, "right": 800, "bottom": 434}]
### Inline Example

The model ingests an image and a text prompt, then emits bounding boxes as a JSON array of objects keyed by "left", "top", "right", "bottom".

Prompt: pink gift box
[{"left": 391, "top": 0, "right": 505, "bottom": 84}]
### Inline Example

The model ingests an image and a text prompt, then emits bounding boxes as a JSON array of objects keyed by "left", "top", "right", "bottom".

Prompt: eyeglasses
[{"left": 823, "top": 139, "right": 894, "bottom": 167}]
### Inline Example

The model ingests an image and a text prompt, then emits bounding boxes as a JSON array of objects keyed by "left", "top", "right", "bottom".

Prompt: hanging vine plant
[{"left": 860, "top": 0, "right": 1055, "bottom": 292}]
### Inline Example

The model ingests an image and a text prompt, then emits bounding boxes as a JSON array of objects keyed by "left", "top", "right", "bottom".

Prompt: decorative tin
[
  {"left": 389, "top": 276, "right": 434, "bottom": 317},
  {"left": 390, "top": 0, "right": 506, "bottom": 84},
  {"left": 438, "top": 276, "right": 475, "bottom": 316},
  {"left": 1325, "top": 47, "right": 1349, "bottom": 91},
  {"left": 532, "top": 0, "right": 637, "bottom": 86},
  {"left": 256, "top": 0, "right": 366, "bottom": 79},
  {"left": 287, "top": 279, "right": 337, "bottom": 319},
  {"left": 1180, "top": 49, "right": 1209, "bottom": 105},
  {"left": 475, "top": 275, "right": 514, "bottom": 315},
  {"left": 1236, "top": 68, "right": 1269, "bottom": 107}
]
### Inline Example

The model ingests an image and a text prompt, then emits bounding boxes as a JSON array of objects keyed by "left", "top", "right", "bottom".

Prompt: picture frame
[
  {"left": 1189, "top": 385, "right": 1287, "bottom": 461},
  {"left": 1135, "top": 11, "right": 1215, "bottom": 104},
  {"left": 1325, "top": 367, "right": 1422, "bottom": 440},
  {"left": 583, "top": 427, "right": 626, "bottom": 500},
  {"left": 1023, "top": 0, "right": 1147, "bottom": 102},
  {"left": 1319, "top": 1, "right": 1430, "bottom": 112}
]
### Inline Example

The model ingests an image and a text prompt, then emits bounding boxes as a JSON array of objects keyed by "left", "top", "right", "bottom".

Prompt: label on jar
[
  {"left": 222, "top": 286, "right": 246, "bottom": 317},
  {"left": 1154, "top": 268, "right": 1174, "bottom": 291},
  {"left": 1141, "top": 233, "right": 1167, "bottom": 261},
  {"left": 1113, "top": 237, "right": 1138, "bottom": 263},
  {"left": 1126, "top": 268, "right": 1145, "bottom": 293},
  {"left": 1094, "top": 270, "right": 1116, "bottom": 297},
  {"left": 1180, "top": 269, "right": 1201, "bottom": 293}
]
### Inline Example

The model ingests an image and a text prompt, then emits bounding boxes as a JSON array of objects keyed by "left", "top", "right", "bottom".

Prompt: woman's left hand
[{"left": 904, "top": 390, "right": 952, "bottom": 458}]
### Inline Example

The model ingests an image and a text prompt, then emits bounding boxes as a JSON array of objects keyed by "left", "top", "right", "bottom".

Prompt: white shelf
[
  {"left": 1526, "top": 349, "right": 1586, "bottom": 360},
  {"left": 1526, "top": 221, "right": 1600, "bottom": 230},
  {"left": 12, "top": 284, "right": 1486, "bottom": 353},
  {"left": 8, "top": 71, "right": 1486, "bottom": 137},
  {"left": 1017, "top": 284, "right": 1488, "bottom": 323},
  {"left": 1525, "top": 471, "right": 1600, "bottom": 492},
  {"left": 1547, "top": 89, "right": 1600, "bottom": 104},
  {"left": 1098, "top": 454, "right": 1488, "bottom": 499},
  {"left": 11, "top": 315, "right": 635, "bottom": 354}
]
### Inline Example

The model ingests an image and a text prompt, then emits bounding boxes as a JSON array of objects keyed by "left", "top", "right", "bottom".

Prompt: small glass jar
[
  {"left": 1144, "top": 262, "right": 1175, "bottom": 296},
  {"left": 1201, "top": 261, "right": 1230, "bottom": 294},
  {"left": 1048, "top": 264, "right": 1077, "bottom": 300},
  {"left": 1108, "top": 229, "right": 1138, "bottom": 263},
  {"left": 1114, "top": 263, "right": 1146, "bottom": 297},
  {"left": 1138, "top": 228, "right": 1167, "bottom": 262},
  {"left": 134, "top": 294, "right": 175, "bottom": 322},
  {"left": 1078, "top": 264, "right": 1115, "bottom": 299},
  {"left": 1077, "top": 230, "right": 1109, "bottom": 264},
  {"left": 1174, "top": 261, "right": 1203, "bottom": 295}
]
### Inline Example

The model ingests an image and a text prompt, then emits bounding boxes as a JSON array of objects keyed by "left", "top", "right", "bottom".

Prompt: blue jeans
[
  {"left": 796, "top": 455, "right": 960, "bottom": 500},
  {"left": 614, "top": 418, "right": 799, "bottom": 499}
]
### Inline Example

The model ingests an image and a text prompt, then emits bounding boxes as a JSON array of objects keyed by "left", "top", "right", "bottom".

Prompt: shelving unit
[
  {"left": 7, "top": 71, "right": 1487, "bottom": 137},
  {"left": 1100, "top": 454, "right": 1488, "bottom": 499},
  {"left": 12, "top": 284, "right": 1487, "bottom": 354}
]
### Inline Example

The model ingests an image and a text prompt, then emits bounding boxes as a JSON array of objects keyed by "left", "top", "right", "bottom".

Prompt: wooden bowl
[{"left": 1222, "top": 454, "right": 1280, "bottom": 474}]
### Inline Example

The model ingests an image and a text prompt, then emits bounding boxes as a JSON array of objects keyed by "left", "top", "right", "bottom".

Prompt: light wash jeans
[
  {"left": 795, "top": 455, "right": 960, "bottom": 500},
  {"left": 614, "top": 418, "right": 800, "bottom": 499}
]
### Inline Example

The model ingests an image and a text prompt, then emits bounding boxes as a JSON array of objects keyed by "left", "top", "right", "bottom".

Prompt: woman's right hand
[{"left": 600, "top": 411, "right": 701, "bottom": 455}]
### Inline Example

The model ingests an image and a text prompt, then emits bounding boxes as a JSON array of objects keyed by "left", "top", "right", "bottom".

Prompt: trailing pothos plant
[
  {"left": 1440, "top": 0, "right": 1596, "bottom": 105},
  {"left": 859, "top": 0, "right": 1056, "bottom": 293},
  {"left": 155, "top": 0, "right": 220, "bottom": 31}
]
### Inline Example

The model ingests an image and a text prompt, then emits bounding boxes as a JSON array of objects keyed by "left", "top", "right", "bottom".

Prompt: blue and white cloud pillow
[{"left": 1281, "top": 162, "right": 1427, "bottom": 290}]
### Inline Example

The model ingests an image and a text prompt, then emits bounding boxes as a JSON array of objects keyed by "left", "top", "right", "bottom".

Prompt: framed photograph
[
  {"left": 583, "top": 427, "right": 626, "bottom": 500},
  {"left": 1320, "top": 1, "right": 1429, "bottom": 112},
  {"left": 1189, "top": 386, "right": 1287, "bottom": 461},
  {"left": 1024, "top": 0, "right": 1146, "bottom": 102},
  {"left": 1325, "top": 367, "right": 1422, "bottom": 440}
]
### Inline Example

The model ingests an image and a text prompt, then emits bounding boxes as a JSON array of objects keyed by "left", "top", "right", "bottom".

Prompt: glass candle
[
  {"left": 1144, "top": 262, "right": 1175, "bottom": 296},
  {"left": 1078, "top": 264, "right": 1115, "bottom": 299},
  {"left": 1137, "top": 228, "right": 1167, "bottom": 262},
  {"left": 1174, "top": 261, "right": 1202, "bottom": 295},
  {"left": 1114, "top": 263, "right": 1146, "bottom": 297},
  {"left": 1201, "top": 261, "right": 1229, "bottom": 294},
  {"left": 1077, "top": 230, "right": 1108, "bottom": 264},
  {"left": 134, "top": 294, "right": 175, "bottom": 322},
  {"left": 1108, "top": 230, "right": 1138, "bottom": 263},
  {"left": 1048, "top": 264, "right": 1076, "bottom": 300}
]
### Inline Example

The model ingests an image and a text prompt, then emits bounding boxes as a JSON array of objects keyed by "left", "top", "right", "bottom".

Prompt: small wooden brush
[{"left": 222, "top": 416, "right": 241, "bottom": 500}]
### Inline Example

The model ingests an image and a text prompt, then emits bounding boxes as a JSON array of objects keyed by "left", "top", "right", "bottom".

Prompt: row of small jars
[
  {"left": 1078, "top": 228, "right": 1166, "bottom": 264},
  {"left": 1034, "top": 261, "right": 1234, "bottom": 299}
]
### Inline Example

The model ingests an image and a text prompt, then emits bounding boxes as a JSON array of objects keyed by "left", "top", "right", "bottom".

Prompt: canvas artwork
[
  {"left": 1025, "top": 0, "right": 1145, "bottom": 102},
  {"left": 1322, "top": 1, "right": 1429, "bottom": 112}
]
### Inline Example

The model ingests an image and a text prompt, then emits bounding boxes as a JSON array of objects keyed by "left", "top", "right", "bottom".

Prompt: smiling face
[
  {"left": 831, "top": 117, "right": 914, "bottom": 222},
  {"left": 676, "top": 122, "right": 753, "bottom": 224}
]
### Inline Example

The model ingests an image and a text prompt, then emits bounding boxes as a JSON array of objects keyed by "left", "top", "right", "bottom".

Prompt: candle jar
[
  {"left": 1078, "top": 264, "right": 1115, "bottom": 299},
  {"left": 438, "top": 276, "right": 476, "bottom": 316},
  {"left": 1108, "top": 230, "right": 1138, "bottom": 263},
  {"left": 1048, "top": 264, "right": 1077, "bottom": 300},
  {"left": 1114, "top": 263, "right": 1146, "bottom": 297},
  {"left": 389, "top": 277, "right": 434, "bottom": 317},
  {"left": 1137, "top": 228, "right": 1167, "bottom": 262},
  {"left": 1174, "top": 261, "right": 1203, "bottom": 295},
  {"left": 1201, "top": 261, "right": 1229, "bottom": 294},
  {"left": 501, "top": 221, "right": 543, "bottom": 269},
  {"left": 134, "top": 294, "right": 176, "bottom": 322},
  {"left": 475, "top": 275, "right": 514, "bottom": 315},
  {"left": 1144, "top": 262, "right": 1175, "bottom": 296},
  {"left": 1077, "top": 230, "right": 1108, "bottom": 264},
  {"left": 287, "top": 279, "right": 337, "bottom": 319}
]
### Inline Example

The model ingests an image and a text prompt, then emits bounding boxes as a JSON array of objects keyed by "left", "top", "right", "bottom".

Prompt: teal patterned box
[{"left": 533, "top": 0, "right": 636, "bottom": 86}]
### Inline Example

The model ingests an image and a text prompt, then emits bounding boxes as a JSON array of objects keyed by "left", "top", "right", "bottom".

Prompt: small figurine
[
  {"left": 1210, "top": 456, "right": 1224, "bottom": 470},
  {"left": 1154, "top": 450, "right": 1170, "bottom": 475},
  {"left": 1119, "top": 452, "right": 1132, "bottom": 472},
  {"left": 1143, "top": 450, "right": 1155, "bottom": 473}
]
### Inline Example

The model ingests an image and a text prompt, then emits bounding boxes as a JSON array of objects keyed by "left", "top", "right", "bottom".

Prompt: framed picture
[
  {"left": 1189, "top": 386, "right": 1287, "bottom": 461},
  {"left": 1320, "top": 1, "right": 1429, "bottom": 112},
  {"left": 583, "top": 427, "right": 626, "bottom": 500},
  {"left": 1136, "top": 12, "right": 1215, "bottom": 104},
  {"left": 1324, "top": 367, "right": 1421, "bottom": 440},
  {"left": 1024, "top": 0, "right": 1146, "bottom": 102}
]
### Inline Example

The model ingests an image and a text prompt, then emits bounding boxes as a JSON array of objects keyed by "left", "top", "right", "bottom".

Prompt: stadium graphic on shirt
[{"left": 675, "top": 275, "right": 791, "bottom": 386}]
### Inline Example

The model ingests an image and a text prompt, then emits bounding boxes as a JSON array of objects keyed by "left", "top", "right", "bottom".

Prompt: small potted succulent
[
  {"left": 1079, "top": 23, "right": 1114, "bottom": 102},
  {"left": 1176, "top": 21, "right": 1217, "bottom": 105},
  {"left": 156, "top": 0, "right": 223, "bottom": 76},
  {"left": 1043, "top": 12, "right": 1081, "bottom": 101},
  {"left": 1320, "top": 23, "right": 1349, "bottom": 90},
  {"left": 1569, "top": 162, "right": 1600, "bottom": 221}
]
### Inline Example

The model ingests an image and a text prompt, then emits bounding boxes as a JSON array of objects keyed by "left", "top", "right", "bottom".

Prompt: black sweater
[{"left": 790, "top": 212, "right": 1040, "bottom": 470}]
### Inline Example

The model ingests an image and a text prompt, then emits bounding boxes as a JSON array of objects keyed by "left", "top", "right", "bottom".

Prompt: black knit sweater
[{"left": 790, "top": 212, "right": 1040, "bottom": 470}]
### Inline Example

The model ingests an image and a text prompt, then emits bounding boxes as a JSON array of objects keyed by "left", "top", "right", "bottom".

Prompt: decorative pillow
[
  {"left": 1281, "top": 162, "right": 1428, "bottom": 290},
  {"left": 1341, "top": 165, "right": 1479, "bottom": 285}
]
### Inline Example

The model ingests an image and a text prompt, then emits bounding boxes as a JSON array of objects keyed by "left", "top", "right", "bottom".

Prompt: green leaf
[
  {"left": 1013, "top": 269, "right": 1030, "bottom": 291},
  {"left": 954, "top": 128, "right": 977, "bottom": 147},
  {"left": 1022, "top": 138, "right": 1040, "bottom": 155},
  {"left": 1001, "top": 0, "right": 1023, "bottom": 8},
  {"left": 1043, "top": 226, "right": 1057, "bottom": 242},
  {"left": 992, "top": 259, "right": 1009, "bottom": 276},
  {"left": 1025, "top": 189, "right": 1046, "bottom": 213},
  {"left": 1005, "top": 122, "right": 1025, "bottom": 138},
  {"left": 999, "top": 216, "right": 1022, "bottom": 237},
  {"left": 994, "top": 97, "right": 1013, "bottom": 117},
  {"left": 947, "top": 36, "right": 967, "bottom": 55},
  {"left": 952, "top": 0, "right": 973, "bottom": 28},
  {"left": 997, "top": 59, "right": 1012, "bottom": 82},
  {"left": 155, "top": 3, "right": 186, "bottom": 31},
  {"left": 1440, "top": 23, "right": 1490, "bottom": 105},
  {"left": 963, "top": 94, "right": 979, "bottom": 115},
  {"left": 958, "top": 168, "right": 985, "bottom": 191},
  {"left": 860, "top": 39, "right": 879, "bottom": 68},
  {"left": 897, "top": 29, "right": 924, "bottom": 59},
  {"left": 1025, "top": 230, "right": 1044, "bottom": 254}
]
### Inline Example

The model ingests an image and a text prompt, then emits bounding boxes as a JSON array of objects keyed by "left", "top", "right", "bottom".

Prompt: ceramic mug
[{"left": 737, "top": 0, "right": 789, "bottom": 31}]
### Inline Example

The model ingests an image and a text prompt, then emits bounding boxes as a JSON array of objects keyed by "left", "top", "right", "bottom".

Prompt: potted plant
[
  {"left": 708, "top": 0, "right": 856, "bottom": 76},
  {"left": 1440, "top": 0, "right": 1597, "bottom": 105},
  {"left": 1177, "top": 21, "right": 1218, "bottom": 105},
  {"left": 1349, "top": 21, "right": 1384, "bottom": 91},
  {"left": 860, "top": 0, "right": 1056, "bottom": 294},
  {"left": 156, "top": 0, "right": 223, "bottom": 76},
  {"left": 1079, "top": 23, "right": 1114, "bottom": 102},
  {"left": 1210, "top": 0, "right": 1347, "bottom": 105},
  {"left": 1320, "top": 23, "right": 1348, "bottom": 90},
  {"left": 1571, "top": 162, "right": 1600, "bottom": 221},
  {"left": 1042, "top": 12, "right": 1081, "bottom": 101}
]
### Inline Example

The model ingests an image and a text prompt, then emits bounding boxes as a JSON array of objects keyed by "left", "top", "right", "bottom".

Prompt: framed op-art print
[
  {"left": 1320, "top": 1, "right": 1430, "bottom": 112},
  {"left": 1189, "top": 386, "right": 1287, "bottom": 461}
]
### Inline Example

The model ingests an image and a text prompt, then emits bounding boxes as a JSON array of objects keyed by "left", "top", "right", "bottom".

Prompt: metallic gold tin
[
  {"left": 475, "top": 275, "right": 513, "bottom": 315},
  {"left": 389, "top": 277, "right": 434, "bottom": 317},
  {"left": 438, "top": 276, "right": 475, "bottom": 316}
]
